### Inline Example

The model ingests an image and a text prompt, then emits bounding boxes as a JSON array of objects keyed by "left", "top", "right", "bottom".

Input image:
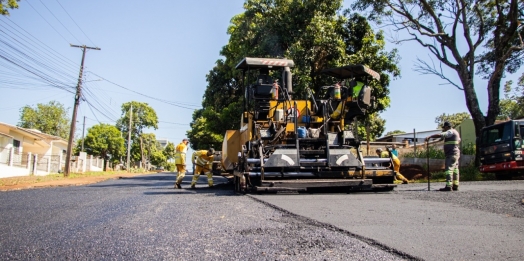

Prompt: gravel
[{"left": 399, "top": 180, "right": 524, "bottom": 218}]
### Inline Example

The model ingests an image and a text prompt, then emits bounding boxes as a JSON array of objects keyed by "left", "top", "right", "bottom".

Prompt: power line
[
  {"left": 54, "top": 0, "right": 97, "bottom": 47},
  {"left": 88, "top": 71, "right": 202, "bottom": 110},
  {"left": 25, "top": 0, "right": 70, "bottom": 44},
  {"left": 159, "top": 120, "right": 190, "bottom": 125},
  {"left": 37, "top": 0, "right": 82, "bottom": 45}
]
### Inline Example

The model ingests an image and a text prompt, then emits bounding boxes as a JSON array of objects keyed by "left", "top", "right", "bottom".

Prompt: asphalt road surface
[
  {"left": 0, "top": 173, "right": 522, "bottom": 261},
  {"left": 252, "top": 181, "right": 524, "bottom": 261}
]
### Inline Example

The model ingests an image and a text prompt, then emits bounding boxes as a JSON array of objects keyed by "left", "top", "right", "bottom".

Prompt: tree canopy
[
  {"left": 18, "top": 100, "right": 70, "bottom": 139},
  {"left": 498, "top": 74, "right": 524, "bottom": 120},
  {"left": 434, "top": 112, "right": 471, "bottom": 129},
  {"left": 81, "top": 124, "right": 125, "bottom": 166},
  {"left": 384, "top": 130, "right": 406, "bottom": 136},
  {"left": 187, "top": 0, "right": 400, "bottom": 149},
  {"left": 0, "top": 0, "right": 18, "bottom": 16},
  {"left": 116, "top": 101, "right": 159, "bottom": 166},
  {"left": 352, "top": 0, "right": 524, "bottom": 163}
]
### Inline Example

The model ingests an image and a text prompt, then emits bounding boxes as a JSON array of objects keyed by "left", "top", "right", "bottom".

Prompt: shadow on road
[{"left": 143, "top": 183, "right": 239, "bottom": 197}]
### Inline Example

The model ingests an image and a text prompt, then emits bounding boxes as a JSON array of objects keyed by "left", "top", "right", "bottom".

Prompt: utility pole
[
  {"left": 64, "top": 45, "right": 100, "bottom": 176},
  {"left": 81, "top": 116, "right": 86, "bottom": 152},
  {"left": 126, "top": 105, "right": 133, "bottom": 171}
]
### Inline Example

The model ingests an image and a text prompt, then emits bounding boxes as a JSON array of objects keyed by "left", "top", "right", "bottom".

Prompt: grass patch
[{"left": 412, "top": 163, "right": 496, "bottom": 183}]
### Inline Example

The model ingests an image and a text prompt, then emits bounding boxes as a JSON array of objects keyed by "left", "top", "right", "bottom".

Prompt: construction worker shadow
[
  {"left": 89, "top": 173, "right": 178, "bottom": 188},
  {"left": 143, "top": 183, "right": 237, "bottom": 196}
]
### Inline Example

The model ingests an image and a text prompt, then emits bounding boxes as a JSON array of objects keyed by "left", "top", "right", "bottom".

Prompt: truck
[
  {"left": 220, "top": 57, "right": 396, "bottom": 193},
  {"left": 479, "top": 119, "right": 524, "bottom": 179}
]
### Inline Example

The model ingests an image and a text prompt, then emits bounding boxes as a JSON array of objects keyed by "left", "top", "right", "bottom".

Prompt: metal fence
[
  {"left": 36, "top": 155, "right": 48, "bottom": 171},
  {"left": 11, "top": 152, "right": 29, "bottom": 168},
  {"left": 49, "top": 155, "right": 61, "bottom": 173}
]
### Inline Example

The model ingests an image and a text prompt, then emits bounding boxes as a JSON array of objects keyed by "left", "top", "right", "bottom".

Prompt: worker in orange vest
[
  {"left": 173, "top": 138, "right": 189, "bottom": 189},
  {"left": 190, "top": 148, "right": 215, "bottom": 188},
  {"left": 376, "top": 148, "right": 409, "bottom": 184}
]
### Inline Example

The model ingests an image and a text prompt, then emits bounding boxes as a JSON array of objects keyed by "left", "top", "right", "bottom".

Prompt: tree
[
  {"left": 1, "top": 0, "right": 18, "bottom": 16},
  {"left": 498, "top": 74, "right": 524, "bottom": 120},
  {"left": 356, "top": 114, "right": 386, "bottom": 141},
  {"left": 434, "top": 112, "right": 471, "bottom": 129},
  {"left": 116, "top": 101, "right": 158, "bottom": 167},
  {"left": 353, "top": 0, "right": 524, "bottom": 165},
  {"left": 163, "top": 142, "right": 176, "bottom": 161},
  {"left": 139, "top": 133, "right": 163, "bottom": 168},
  {"left": 18, "top": 100, "right": 70, "bottom": 139},
  {"left": 188, "top": 0, "right": 400, "bottom": 149},
  {"left": 384, "top": 130, "right": 406, "bottom": 136},
  {"left": 81, "top": 124, "right": 125, "bottom": 169}
]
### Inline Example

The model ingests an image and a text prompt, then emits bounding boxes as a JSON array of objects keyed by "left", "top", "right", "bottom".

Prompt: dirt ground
[
  {"left": 399, "top": 164, "right": 430, "bottom": 180},
  {"left": 0, "top": 172, "right": 151, "bottom": 191}
]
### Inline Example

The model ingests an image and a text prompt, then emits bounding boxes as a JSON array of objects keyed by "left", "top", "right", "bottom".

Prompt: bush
[
  {"left": 460, "top": 163, "right": 496, "bottom": 181},
  {"left": 429, "top": 170, "right": 446, "bottom": 181},
  {"left": 424, "top": 163, "right": 496, "bottom": 182},
  {"left": 165, "top": 162, "right": 176, "bottom": 172},
  {"left": 403, "top": 145, "right": 445, "bottom": 159},
  {"left": 129, "top": 167, "right": 147, "bottom": 173},
  {"left": 461, "top": 142, "right": 476, "bottom": 155}
]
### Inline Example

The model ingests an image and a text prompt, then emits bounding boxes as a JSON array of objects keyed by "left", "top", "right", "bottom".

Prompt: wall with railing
[{"left": 0, "top": 147, "right": 105, "bottom": 178}]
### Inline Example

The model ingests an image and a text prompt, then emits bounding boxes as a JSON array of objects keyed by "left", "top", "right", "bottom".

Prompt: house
[
  {"left": 0, "top": 122, "right": 68, "bottom": 178},
  {"left": 455, "top": 119, "right": 476, "bottom": 146},
  {"left": 157, "top": 139, "right": 170, "bottom": 149}
]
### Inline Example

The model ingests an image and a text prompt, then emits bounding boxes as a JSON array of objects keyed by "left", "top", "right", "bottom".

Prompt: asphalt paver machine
[{"left": 221, "top": 57, "right": 396, "bottom": 193}]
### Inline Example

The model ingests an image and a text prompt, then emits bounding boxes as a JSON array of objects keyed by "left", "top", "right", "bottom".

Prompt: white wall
[{"left": 0, "top": 164, "right": 30, "bottom": 178}]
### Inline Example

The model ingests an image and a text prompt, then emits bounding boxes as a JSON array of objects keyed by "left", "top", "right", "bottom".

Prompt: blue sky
[{"left": 1, "top": 0, "right": 522, "bottom": 150}]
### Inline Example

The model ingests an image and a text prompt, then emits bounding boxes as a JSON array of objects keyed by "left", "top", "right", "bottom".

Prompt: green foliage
[
  {"left": 403, "top": 145, "right": 445, "bottom": 159},
  {"left": 18, "top": 100, "right": 70, "bottom": 139},
  {"left": 116, "top": 101, "right": 159, "bottom": 164},
  {"left": 187, "top": 108, "right": 224, "bottom": 151},
  {"left": 459, "top": 163, "right": 496, "bottom": 181},
  {"left": 128, "top": 167, "right": 148, "bottom": 173},
  {"left": 384, "top": 130, "right": 406, "bottom": 136},
  {"left": 420, "top": 164, "right": 495, "bottom": 182},
  {"left": 461, "top": 143, "right": 476, "bottom": 156},
  {"left": 139, "top": 133, "right": 163, "bottom": 166},
  {"left": 498, "top": 75, "right": 524, "bottom": 120},
  {"left": 165, "top": 162, "right": 176, "bottom": 172},
  {"left": 352, "top": 0, "right": 524, "bottom": 168},
  {"left": 190, "top": 0, "right": 400, "bottom": 149},
  {"left": 434, "top": 112, "right": 471, "bottom": 129},
  {"left": 429, "top": 170, "right": 446, "bottom": 181},
  {"left": 0, "top": 0, "right": 19, "bottom": 16},
  {"left": 149, "top": 150, "right": 166, "bottom": 167},
  {"left": 355, "top": 115, "right": 386, "bottom": 141},
  {"left": 81, "top": 124, "right": 125, "bottom": 162},
  {"left": 163, "top": 142, "right": 176, "bottom": 161}
]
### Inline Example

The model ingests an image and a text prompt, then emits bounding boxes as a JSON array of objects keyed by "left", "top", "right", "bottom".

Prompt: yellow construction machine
[{"left": 221, "top": 57, "right": 395, "bottom": 193}]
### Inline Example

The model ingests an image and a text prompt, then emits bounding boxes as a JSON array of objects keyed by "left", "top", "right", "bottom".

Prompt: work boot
[
  {"left": 190, "top": 184, "right": 196, "bottom": 189},
  {"left": 402, "top": 179, "right": 409, "bottom": 184},
  {"left": 452, "top": 185, "right": 459, "bottom": 191},
  {"left": 175, "top": 183, "right": 182, "bottom": 189},
  {"left": 439, "top": 186, "right": 452, "bottom": 191}
]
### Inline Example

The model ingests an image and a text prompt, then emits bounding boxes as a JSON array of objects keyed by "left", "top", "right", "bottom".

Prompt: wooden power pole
[
  {"left": 64, "top": 44, "right": 100, "bottom": 176},
  {"left": 126, "top": 105, "right": 133, "bottom": 171}
]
